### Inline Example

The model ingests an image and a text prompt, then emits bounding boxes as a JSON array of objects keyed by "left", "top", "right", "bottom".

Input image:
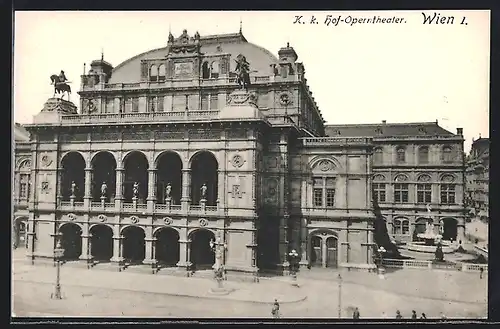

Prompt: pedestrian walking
[
  {"left": 411, "top": 310, "right": 417, "bottom": 320},
  {"left": 352, "top": 307, "right": 360, "bottom": 320},
  {"left": 420, "top": 313, "right": 427, "bottom": 319},
  {"left": 271, "top": 299, "right": 280, "bottom": 318},
  {"left": 480, "top": 267, "right": 484, "bottom": 279},
  {"left": 395, "top": 310, "right": 403, "bottom": 319},
  {"left": 440, "top": 312, "right": 447, "bottom": 320}
]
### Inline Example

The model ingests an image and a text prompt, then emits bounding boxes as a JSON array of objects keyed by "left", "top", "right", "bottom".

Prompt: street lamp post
[
  {"left": 337, "top": 273, "right": 342, "bottom": 318},
  {"left": 209, "top": 232, "right": 227, "bottom": 289},
  {"left": 377, "top": 246, "right": 387, "bottom": 279},
  {"left": 288, "top": 249, "right": 299, "bottom": 286},
  {"left": 51, "top": 239, "right": 64, "bottom": 299}
]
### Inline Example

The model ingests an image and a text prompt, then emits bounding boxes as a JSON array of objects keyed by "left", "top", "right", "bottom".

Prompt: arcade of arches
[
  {"left": 59, "top": 151, "right": 218, "bottom": 205},
  {"left": 55, "top": 224, "right": 216, "bottom": 269}
]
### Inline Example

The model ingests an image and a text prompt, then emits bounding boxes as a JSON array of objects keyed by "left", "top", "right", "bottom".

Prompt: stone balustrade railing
[
  {"left": 382, "top": 258, "right": 488, "bottom": 272},
  {"left": 60, "top": 110, "right": 220, "bottom": 124}
]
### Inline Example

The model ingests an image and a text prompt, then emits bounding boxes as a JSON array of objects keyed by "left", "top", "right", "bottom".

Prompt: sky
[{"left": 13, "top": 10, "right": 490, "bottom": 152}]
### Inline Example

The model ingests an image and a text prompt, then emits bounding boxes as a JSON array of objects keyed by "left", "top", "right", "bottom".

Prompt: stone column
[
  {"left": 79, "top": 222, "right": 90, "bottom": 261},
  {"left": 56, "top": 168, "right": 63, "bottom": 205},
  {"left": 299, "top": 218, "right": 308, "bottom": 267},
  {"left": 181, "top": 169, "right": 191, "bottom": 211},
  {"left": 217, "top": 169, "right": 224, "bottom": 210},
  {"left": 147, "top": 169, "right": 156, "bottom": 212},
  {"left": 321, "top": 237, "right": 327, "bottom": 268},
  {"left": 14, "top": 172, "right": 20, "bottom": 202},
  {"left": 84, "top": 167, "right": 92, "bottom": 208},
  {"left": 115, "top": 167, "right": 124, "bottom": 209},
  {"left": 176, "top": 239, "right": 189, "bottom": 268}
]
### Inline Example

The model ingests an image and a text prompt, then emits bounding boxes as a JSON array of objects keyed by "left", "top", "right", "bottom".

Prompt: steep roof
[
  {"left": 108, "top": 32, "right": 278, "bottom": 84},
  {"left": 324, "top": 121, "right": 456, "bottom": 137},
  {"left": 14, "top": 123, "right": 30, "bottom": 142}
]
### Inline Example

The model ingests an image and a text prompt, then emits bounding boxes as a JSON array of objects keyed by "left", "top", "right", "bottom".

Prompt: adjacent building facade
[
  {"left": 14, "top": 29, "right": 466, "bottom": 276},
  {"left": 465, "top": 137, "right": 489, "bottom": 221}
]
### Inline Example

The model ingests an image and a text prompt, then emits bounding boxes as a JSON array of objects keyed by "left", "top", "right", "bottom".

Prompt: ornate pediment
[{"left": 167, "top": 29, "right": 201, "bottom": 54}]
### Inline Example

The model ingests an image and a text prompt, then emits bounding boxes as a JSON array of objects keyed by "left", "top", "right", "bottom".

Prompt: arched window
[
  {"left": 418, "top": 146, "right": 429, "bottom": 164},
  {"left": 202, "top": 61, "right": 210, "bottom": 79},
  {"left": 210, "top": 61, "right": 220, "bottom": 79},
  {"left": 311, "top": 160, "right": 337, "bottom": 208},
  {"left": 392, "top": 218, "right": 409, "bottom": 235},
  {"left": 440, "top": 174, "right": 456, "bottom": 204},
  {"left": 372, "top": 174, "right": 386, "bottom": 203},
  {"left": 394, "top": 174, "right": 409, "bottom": 203},
  {"left": 158, "top": 64, "right": 166, "bottom": 81},
  {"left": 396, "top": 147, "right": 406, "bottom": 163},
  {"left": 443, "top": 146, "right": 453, "bottom": 163},
  {"left": 150, "top": 65, "right": 158, "bottom": 82},
  {"left": 374, "top": 147, "right": 383, "bottom": 164},
  {"left": 416, "top": 174, "right": 432, "bottom": 204}
]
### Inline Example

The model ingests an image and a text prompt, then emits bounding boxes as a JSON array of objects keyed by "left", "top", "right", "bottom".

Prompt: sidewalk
[
  {"left": 296, "top": 267, "right": 487, "bottom": 305},
  {"left": 13, "top": 263, "right": 306, "bottom": 305}
]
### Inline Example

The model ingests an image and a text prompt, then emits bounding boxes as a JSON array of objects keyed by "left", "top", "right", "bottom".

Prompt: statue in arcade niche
[
  {"left": 133, "top": 182, "right": 139, "bottom": 199},
  {"left": 200, "top": 183, "right": 207, "bottom": 201},
  {"left": 165, "top": 183, "right": 172, "bottom": 200},
  {"left": 70, "top": 181, "right": 77, "bottom": 197},
  {"left": 101, "top": 182, "right": 108, "bottom": 198}
]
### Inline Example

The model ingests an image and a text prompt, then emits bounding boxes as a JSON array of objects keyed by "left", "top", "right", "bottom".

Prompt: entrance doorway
[
  {"left": 122, "top": 226, "right": 145, "bottom": 264},
  {"left": 309, "top": 231, "right": 339, "bottom": 269},
  {"left": 155, "top": 228, "right": 180, "bottom": 266},
  {"left": 90, "top": 225, "right": 113, "bottom": 262},
  {"left": 59, "top": 223, "right": 82, "bottom": 261},
  {"left": 190, "top": 229, "right": 215, "bottom": 270}
]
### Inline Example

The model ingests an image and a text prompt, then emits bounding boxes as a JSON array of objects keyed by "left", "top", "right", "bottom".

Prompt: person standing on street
[
  {"left": 271, "top": 299, "right": 280, "bottom": 318},
  {"left": 396, "top": 310, "right": 403, "bottom": 319},
  {"left": 411, "top": 310, "right": 417, "bottom": 320},
  {"left": 480, "top": 267, "right": 484, "bottom": 279},
  {"left": 352, "top": 307, "right": 360, "bottom": 320},
  {"left": 420, "top": 313, "right": 427, "bottom": 320}
]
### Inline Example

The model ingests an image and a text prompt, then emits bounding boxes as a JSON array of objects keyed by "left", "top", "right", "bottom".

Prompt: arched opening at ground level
[
  {"left": 155, "top": 228, "right": 180, "bottom": 266},
  {"left": 256, "top": 217, "right": 280, "bottom": 271},
  {"left": 442, "top": 218, "right": 458, "bottom": 241},
  {"left": 309, "top": 231, "right": 338, "bottom": 268},
  {"left": 189, "top": 229, "right": 215, "bottom": 270},
  {"left": 122, "top": 226, "right": 145, "bottom": 264},
  {"left": 59, "top": 223, "right": 82, "bottom": 261},
  {"left": 413, "top": 218, "right": 428, "bottom": 241},
  {"left": 13, "top": 218, "right": 28, "bottom": 248},
  {"left": 90, "top": 225, "right": 113, "bottom": 262}
]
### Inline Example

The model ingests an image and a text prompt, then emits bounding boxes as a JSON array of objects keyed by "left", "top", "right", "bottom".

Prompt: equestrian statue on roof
[
  {"left": 50, "top": 70, "right": 72, "bottom": 101},
  {"left": 234, "top": 54, "right": 256, "bottom": 91}
]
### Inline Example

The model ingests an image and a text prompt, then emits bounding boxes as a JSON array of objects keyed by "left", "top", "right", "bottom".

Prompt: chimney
[
  {"left": 382, "top": 120, "right": 387, "bottom": 124},
  {"left": 456, "top": 128, "right": 463, "bottom": 136}
]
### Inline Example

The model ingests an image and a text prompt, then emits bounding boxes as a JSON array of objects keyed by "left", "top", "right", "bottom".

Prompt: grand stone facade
[{"left": 15, "top": 29, "right": 466, "bottom": 276}]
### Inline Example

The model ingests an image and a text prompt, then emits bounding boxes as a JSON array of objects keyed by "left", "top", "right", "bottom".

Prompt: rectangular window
[
  {"left": 394, "top": 183, "right": 409, "bottom": 203},
  {"left": 124, "top": 97, "right": 132, "bottom": 113},
  {"left": 326, "top": 188, "right": 335, "bottom": 207},
  {"left": 373, "top": 183, "right": 386, "bottom": 203},
  {"left": 148, "top": 97, "right": 156, "bottom": 112},
  {"left": 173, "top": 95, "right": 185, "bottom": 111},
  {"left": 19, "top": 174, "right": 29, "bottom": 200},
  {"left": 440, "top": 184, "right": 456, "bottom": 204},
  {"left": 210, "top": 94, "right": 218, "bottom": 110},
  {"left": 157, "top": 96, "right": 164, "bottom": 112},
  {"left": 417, "top": 183, "right": 432, "bottom": 203},
  {"left": 201, "top": 95, "right": 209, "bottom": 111},
  {"left": 392, "top": 222, "right": 401, "bottom": 235},
  {"left": 402, "top": 221, "right": 409, "bottom": 235},
  {"left": 132, "top": 97, "right": 139, "bottom": 113},
  {"left": 313, "top": 188, "right": 323, "bottom": 207},
  {"left": 105, "top": 98, "right": 114, "bottom": 113}
]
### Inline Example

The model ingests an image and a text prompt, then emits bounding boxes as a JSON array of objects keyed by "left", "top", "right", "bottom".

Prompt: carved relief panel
[{"left": 264, "top": 177, "right": 279, "bottom": 204}]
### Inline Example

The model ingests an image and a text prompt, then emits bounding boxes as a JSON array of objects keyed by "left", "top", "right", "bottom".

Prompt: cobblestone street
[{"left": 12, "top": 252, "right": 487, "bottom": 319}]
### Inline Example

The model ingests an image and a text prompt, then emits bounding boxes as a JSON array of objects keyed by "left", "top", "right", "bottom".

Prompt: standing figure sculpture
[
  {"left": 133, "top": 182, "right": 139, "bottom": 199},
  {"left": 165, "top": 183, "right": 172, "bottom": 200},
  {"left": 200, "top": 183, "right": 208, "bottom": 201},
  {"left": 234, "top": 54, "right": 252, "bottom": 91},
  {"left": 50, "top": 70, "right": 72, "bottom": 100},
  {"left": 70, "top": 181, "right": 76, "bottom": 198},
  {"left": 100, "top": 182, "right": 108, "bottom": 198}
]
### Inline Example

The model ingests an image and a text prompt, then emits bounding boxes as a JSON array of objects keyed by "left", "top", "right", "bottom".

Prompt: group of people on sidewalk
[{"left": 354, "top": 308, "right": 447, "bottom": 320}]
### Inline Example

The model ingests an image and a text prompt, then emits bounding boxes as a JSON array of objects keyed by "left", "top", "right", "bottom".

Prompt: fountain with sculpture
[{"left": 406, "top": 205, "right": 454, "bottom": 254}]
